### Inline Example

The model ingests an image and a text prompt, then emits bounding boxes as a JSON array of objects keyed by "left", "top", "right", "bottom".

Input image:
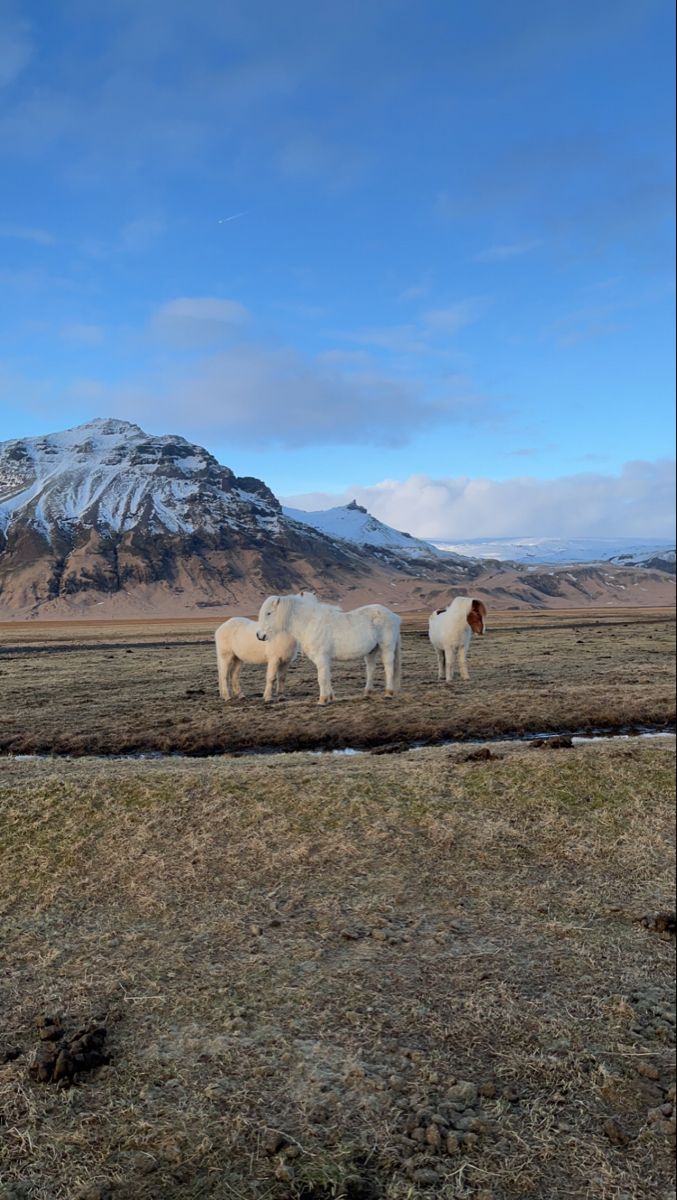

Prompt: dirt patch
[
  {"left": 638, "top": 911, "right": 677, "bottom": 937},
  {"left": 459, "top": 747, "right": 502, "bottom": 762},
  {"left": 29, "top": 1016, "right": 111, "bottom": 1085}
]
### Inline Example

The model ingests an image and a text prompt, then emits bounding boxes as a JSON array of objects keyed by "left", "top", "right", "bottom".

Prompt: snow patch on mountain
[
  {"left": 431, "top": 536, "right": 676, "bottom": 567},
  {"left": 283, "top": 499, "right": 468, "bottom": 561},
  {"left": 0, "top": 418, "right": 281, "bottom": 539}
]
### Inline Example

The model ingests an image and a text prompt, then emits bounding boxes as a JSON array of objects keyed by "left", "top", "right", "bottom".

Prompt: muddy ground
[
  {"left": 0, "top": 608, "right": 674, "bottom": 756},
  {"left": 0, "top": 738, "right": 675, "bottom": 1199}
]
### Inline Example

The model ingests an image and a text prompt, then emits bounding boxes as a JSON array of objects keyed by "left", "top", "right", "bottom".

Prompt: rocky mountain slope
[
  {"left": 0, "top": 420, "right": 475, "bottom": 618},
  {"left": 0, "top": 420, "right": 673, "bottom": 619}
]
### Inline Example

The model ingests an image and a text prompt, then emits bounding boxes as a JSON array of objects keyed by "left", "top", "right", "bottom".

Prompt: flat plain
[
  {"left": 0, "top": 607, "right": 675, "bottom": 755},
  {"left": 0, "top": 607, "right": 675, "bottom": 1200}
]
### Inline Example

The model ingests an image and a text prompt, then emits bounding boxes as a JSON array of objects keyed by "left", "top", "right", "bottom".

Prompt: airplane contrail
[{"left": 217, "top": 212, "right": 247, "bottom": 224}]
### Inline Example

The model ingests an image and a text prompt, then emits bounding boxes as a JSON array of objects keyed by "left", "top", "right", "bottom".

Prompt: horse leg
[
  {"left": 364, "top": 646, "right": 379, "bottom": 696},
  {"left": 231, "top": 657, "right": 245, "bottom": 698},
  {"left": 315, "top": 656, "right": 334, "bottom": 705},
  {"left": 436, "top": 648, "right": 445, "bottom": 681},
  {"left": 445, "top": 647, "right": 455, "bottom": 684},
  {"left": 263, "top": 658, "right": 277, "bottom": 703},
  {"left": 382, "top": 640, "right": 397, "bottom": 697},
  {"left": 393, "top": 638, "right": 402, "bottom": 691},
  {"left": 458, "top": 645, "right": 470, "bottom": 681},
  {"left": 276, "top": 660, "right": 289, "bottom": 697},
  {"left": 218, "top": 651, "right": 233, "bottom": 700}
]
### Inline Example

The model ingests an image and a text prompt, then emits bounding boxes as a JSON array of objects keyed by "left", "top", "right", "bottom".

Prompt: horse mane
[{"left": 293, "top": 592, "right": 342, "bottom": 615}]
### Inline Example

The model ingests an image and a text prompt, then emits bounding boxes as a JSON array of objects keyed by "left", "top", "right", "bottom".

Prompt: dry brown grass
[
  {"left": 0, "top": 738, "right": 675, "bottom": 1199},
  {"left": 0, "top": 609, "right": 674, "bottom": 756}
]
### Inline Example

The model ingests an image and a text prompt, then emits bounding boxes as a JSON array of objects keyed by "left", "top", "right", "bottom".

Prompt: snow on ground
[{"left": 431, "top": 536, "right": 676, "bottom": 566}]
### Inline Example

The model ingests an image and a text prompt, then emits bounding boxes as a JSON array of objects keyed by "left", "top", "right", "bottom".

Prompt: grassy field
[
  {"left": 0, "top": 737, "right": 675, "bottom": 1200},
  {"left": 0, "top": 608, "right": 674, "bottom": 755}
]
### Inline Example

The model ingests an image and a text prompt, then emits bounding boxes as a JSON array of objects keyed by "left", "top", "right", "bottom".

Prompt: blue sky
[{"left": 0, "top": 0, "right": 675, "bottom": 537}]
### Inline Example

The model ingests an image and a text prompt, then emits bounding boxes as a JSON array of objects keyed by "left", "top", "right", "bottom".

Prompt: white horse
[
  {"left": 428, "top": 597, "right": 487, "bottom": 683},
  {"left": 256, "top": 593, "right": 402, "bottom": 705},
  {"left": 215, "top": 617, "right": 298, "bottom": 703}
]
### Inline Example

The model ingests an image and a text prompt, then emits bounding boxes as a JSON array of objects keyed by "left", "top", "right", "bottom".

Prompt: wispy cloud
[
  {"left": 151, "top": 296, "right": 251, "bottom": 345},
  {"left": 60, "top": 339, "right": 504, "bottom": 449},
  {"left": 81, "top": 217, "right": 166, "bottom": 259},
  {"left": 474, "top": 239, "right": 541, "bottom": 262},
  {"left": 60, "top": 323, "right": 105, "bottom": 344},
  {"left": 0, "top": 15, "right": 33, "bottom": 88},
  {"left": 317, "top": 349, "right": 372, "bottom": 367},
  {"left": 336, "top": 296, "right": 490, "bottom": 355},
  {"left": 397, "top": 274, "right": 433, "bottom": 302},
  {"left": 422, "top": 297, "right": 490, "bottom": 333},
  {"left": 336, "top": 323, "right": 429, "bottom": 354},
  {"left": 0, "top": 222, "right": 55, "bottom": 245},
  {"left": 549, "top": 302, "right": 622, "bottom": 346}
]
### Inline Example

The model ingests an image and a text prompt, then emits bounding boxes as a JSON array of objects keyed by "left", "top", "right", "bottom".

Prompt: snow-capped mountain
[
  {"left": 1, "top": 420, "right": 673, "bottom": 618},
  {"left": 0, "top": 418, "right": 281, "bottom": 538},
  {"left": 0, "top": 420, "right": 474, "bottom": 617},
  {"left": 432, "top": 536, "right": 676, "bottom": 571},
  {"left": 283, "top": 499, "right": 467, "bottom": 563}
]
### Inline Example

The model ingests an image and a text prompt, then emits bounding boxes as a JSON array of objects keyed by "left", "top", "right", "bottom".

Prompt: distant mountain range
[
  {"left": 0, "top": 420, "right": 674, "bottom": 619},
  {"left": 432, "top": 536, "right": 676, "bottom": 572}
]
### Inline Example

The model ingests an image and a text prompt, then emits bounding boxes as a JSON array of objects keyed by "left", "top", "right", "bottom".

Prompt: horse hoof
[{"left": 384, "top": 690, "right": 394, "bottom": 698}]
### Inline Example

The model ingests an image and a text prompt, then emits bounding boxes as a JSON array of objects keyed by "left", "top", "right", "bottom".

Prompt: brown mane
[{"left": 467, "top": 598, "right": 487, "bottom": 634}]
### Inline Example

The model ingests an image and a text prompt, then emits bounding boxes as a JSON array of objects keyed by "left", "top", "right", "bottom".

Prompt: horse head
[
  {"left": 256, "top": 595, "right": 281, "bottom": 640},
  {"left": 467, "top": 599, "right": 487, "bottom": 635}
]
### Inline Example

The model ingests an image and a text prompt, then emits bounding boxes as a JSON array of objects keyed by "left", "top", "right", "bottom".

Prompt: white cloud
[
  {"left": 60, "top": 323, "right": 105, "bottom": 344},
  {"left": 336, "top": 323, "right": 429, "bottom": 354},
  {"left": 0, "top": 222, "right": 55, "bottom": 245},
  {"left": 0, "top": 15, "right": 32, "bottom": 88},
  {"left": 156, "top": 297, "right": 250, "bottom": 324},
  {"left": 474, "top": 239, "right": 541, "bottom": 262},
  {"left": 282, "top": 460, "right": 676, "bottom": 539},
  {"left": 95, "top": 340, "right": 502, "bottom": 448},
  {"left": 335, "top": 296, "right": 490, "bottom": 356},
  {"left": 151, "top": 296, "right": 251, "bottom": 345},
  {"left": 397, "top": 274, "right": 433, "bottom": 302},
  {"left": 81, "top": 217, "right": 167, "bottom": 259},
  {"left": 422, "top": 297, "right": 490, "bottom": 333},
  {"left": 118, "top": 218, "right": 166, "bottom": 254}
]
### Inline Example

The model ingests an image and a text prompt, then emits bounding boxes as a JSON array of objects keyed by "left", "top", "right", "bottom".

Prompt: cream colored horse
[
  {"left": 215, "top": 617, "right": 298, "bottom": 702},
  {"left": 256, "top": 592, "right": 401, "bottom": 704}
]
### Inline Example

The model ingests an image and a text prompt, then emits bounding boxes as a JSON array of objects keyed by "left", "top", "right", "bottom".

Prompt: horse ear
[{"left": 271, "top": 596, "right": 280, "bottom": 608}]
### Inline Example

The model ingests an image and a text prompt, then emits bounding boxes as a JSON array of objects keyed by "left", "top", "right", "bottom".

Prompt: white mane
[{"left": 257, "top": 592, "right": 401, "bottom": 704}]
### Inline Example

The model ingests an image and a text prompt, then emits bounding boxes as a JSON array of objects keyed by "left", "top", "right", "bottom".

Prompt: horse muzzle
[{"left": 256, "top": 631, "right": 267, "bottom": 641}]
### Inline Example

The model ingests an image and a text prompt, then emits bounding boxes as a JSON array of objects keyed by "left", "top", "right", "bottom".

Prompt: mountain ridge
[
  {"left": 0, "top": 419, "right": 476, "bottom": 617},
  {"left": 0, "top": 420, "right": 674, "bottom": 619}
]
